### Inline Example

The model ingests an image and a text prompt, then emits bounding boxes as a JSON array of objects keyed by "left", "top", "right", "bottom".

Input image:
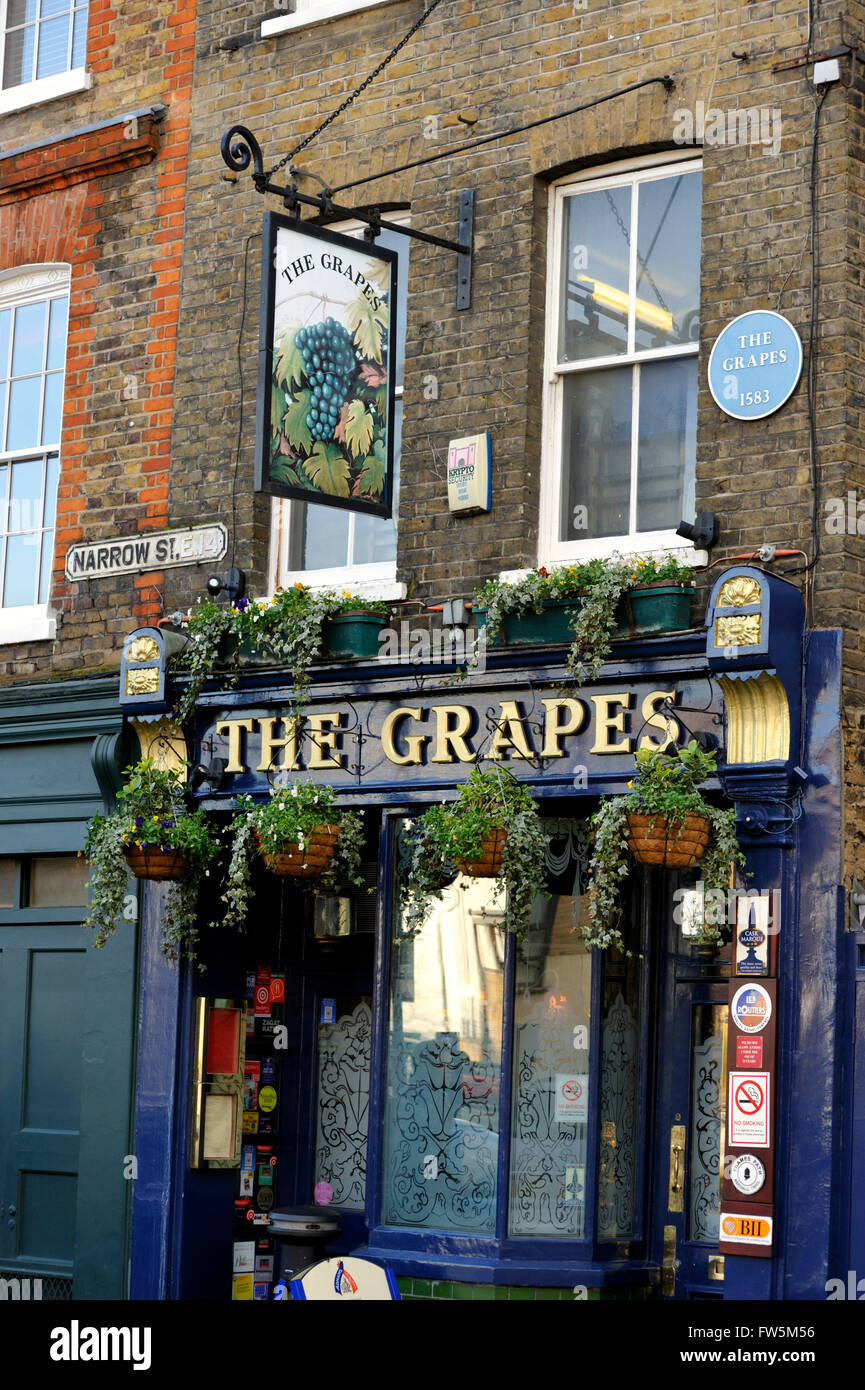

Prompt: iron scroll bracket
[{"left": 220, "top": 124, "right": 473, "bottom": 310}]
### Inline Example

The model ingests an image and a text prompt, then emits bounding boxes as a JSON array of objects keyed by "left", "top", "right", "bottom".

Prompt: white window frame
[
  {"left": 268, "top": 215, "right": 407, "bottom": 601},
  {"left": 0, "top": 264, "right": 69, "bottom": 645},
  {"left": 261, "top": 0, "right": 399, "bottom": 39},
  {"left": 0, "top": 0, "right": 90, "bottom": 115},
  {"left": 538, "top": 150, "right": 703, "bottom": 569}
]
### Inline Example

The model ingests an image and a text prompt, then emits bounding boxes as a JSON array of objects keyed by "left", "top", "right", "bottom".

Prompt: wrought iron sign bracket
[{"left": 221, "top": 125, "right": 474, "bottom": 309}]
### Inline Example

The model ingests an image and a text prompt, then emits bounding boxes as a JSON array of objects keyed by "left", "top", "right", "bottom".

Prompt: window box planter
[
  {"left": 323, "top": 610, "right": 389, "bottom": 660},
  {"left": 615, "top": 583, "right": 694, "bottom": 639}
]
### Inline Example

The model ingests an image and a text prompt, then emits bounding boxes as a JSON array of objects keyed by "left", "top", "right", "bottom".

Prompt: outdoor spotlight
[
  {"left": 189, "top": 757, "right": 228, "bottom": 793},
  {"left": 204, "top": 567, "right": 246, "bottom": 602},
  {"left": 676, "top": 512, "right": 719, "bottom": 550}
]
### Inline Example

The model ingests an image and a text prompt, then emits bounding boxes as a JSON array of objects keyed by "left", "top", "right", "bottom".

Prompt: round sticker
[
  {"left": 730, "top": 1153, "right": 766, "bottom": 1196},
  {"left": 314, "top": 1180, "right": 333, "bottom": 1206},
  {"left": 258, "top": 1085, "right": 278, "bottom": 1113},
  {"left": 731, "top": 983, "right": 772, "bottom": 1034},
  {"left": 707, "top": 310, "right": 803, "bottom": 421},
  {"left": 256, "top": 1187, "right": 275, "bottom": 1211}
]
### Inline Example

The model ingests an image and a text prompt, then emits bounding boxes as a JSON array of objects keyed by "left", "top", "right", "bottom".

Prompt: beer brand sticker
[
  {"left": 258, "top": 1085, "right": 278, "bottom": 1114},
  {"left": 719, "top": 1212, "right": 773, "bottom": 1246},
  {"left": 729, "top": 1070, "right": 771, "bottom": 1148},
  {"left": 730, "top": 1154, "right": 766, "bottom": 1196},
  {"left": 731, "top": 983, "right": 772, "bottom": 1034}
]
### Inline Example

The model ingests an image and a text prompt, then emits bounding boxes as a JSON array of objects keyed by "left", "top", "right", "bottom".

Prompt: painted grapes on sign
[{"left": 264, "top": 218, "right": 395, "bottom": 515}]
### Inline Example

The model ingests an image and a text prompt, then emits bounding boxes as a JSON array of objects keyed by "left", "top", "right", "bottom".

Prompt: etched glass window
[
  {"left": 383, "top": 836, "right": 505, "bottom": 1232},
  {"left": 597, "top": 897, "right": 641, "bottom": 1241},
  {"left": 509, "top": 889, "right": 593, "bottom": 1237},
  {"left": 688, "top": 1003, "right": 727, "bottom": 1244},
  {"left": 314, "top": 996, "right": 371, "bottom": 1211}
]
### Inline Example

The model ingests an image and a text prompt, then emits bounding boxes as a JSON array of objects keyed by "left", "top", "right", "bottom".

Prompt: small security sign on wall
[{"left": 708, "top": 310, "right": 803, "bottom": 420}]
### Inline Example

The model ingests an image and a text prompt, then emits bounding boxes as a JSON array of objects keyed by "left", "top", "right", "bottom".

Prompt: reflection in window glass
[
  {"left": 636, "top": 357, "right": 697, "bottom": 533},
  {"left": 384, "top": 833, "right": 505, "bottom": 1232},
  {"left": 561, "top": 364, "right": 631, "bottom": 540},
  {"left": 559, "top": 186, "right": 630, "bottom": 363},
  {"left": 509, "top": 892, "right": 592, "bottom": 1237},
  {"left": 29, "top": 855, "right": 90, "bottom": 907},
  {"left": 634, "top": 172, "right": 702, "bottom": 352}
]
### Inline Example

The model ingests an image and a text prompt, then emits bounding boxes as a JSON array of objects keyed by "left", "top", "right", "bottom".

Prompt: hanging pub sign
[{"left": 256, "top": 212, "right": 397, "bottom": 518}]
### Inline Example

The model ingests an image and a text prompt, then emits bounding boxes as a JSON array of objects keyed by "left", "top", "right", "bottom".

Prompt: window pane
[
  {"left": 560, "top": 364, "right": 632, "bottom": 541},
  {"left": 559, "top": 186, "right": 631, "bottom": 363},
  {"left": 41, "top": 370, "right": 63, "bottom": 445},
  {"left": 636, "top": 357, "right": 697, "bottom": 533},
  {"left": 0, "top": 857, "right": 16, "bottom": 907},
  {"left": 4, "top": 531, "right": 39, "bottom": 605},
  {"left": 10, "top": 456, "right": 42, "bottom": 530},
  {"left": 11, "top": 301, "right": 46, "bottom": 377},
  {"left": 314, "top": 996, "right": 371, "bottom": 1210},
  {"left": 71, "top": 5, "right": 87, "bottom": 66},
  {"left": 0, "top": 309, "right": 10, "bottom": 376},
  {"left": 351, "top": 407, "right": 400, "bottom": 565},
  {"left": 384, "top": 830, "right": 505, "bottom": 1232},
  {"left": 634, "top": 171, "right": 702, "bottom": 352},
  {"left": 35, "top": 13, "right": 70, "bottom": 79},
  {"left": 29, "top": 855, "right": 91, "bottom": 907},
  {"left": 39, "top": 527, "right": 53, "bottom": 602},
  {"left": 597, "top": 896, "right": 642, "bottom": 1241},
  {"left": 46, "top": 297, "right": 68, "bottom": 370},
  {"left": 3, "top": 23, "right": 35, "bottom": 86},
  {"left": 7, "top": 377, "right": 42, "bottom": 450},
  {"left": 297, "top": 501, "right": 351, "bottom": 571},
  {"left": 43, "top": 453, "right": 59, "bottom": 528},
  {"left": 42, "top": 0, "right": 72, "bottom": 18},
  {"left": 509, "top": 860, "right": 593, "bottom": 1237},
  {"left": 688, "top": 1003, "right": 727, "bottom": 1244}
]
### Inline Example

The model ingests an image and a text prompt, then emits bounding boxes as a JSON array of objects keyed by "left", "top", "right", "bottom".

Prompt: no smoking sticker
[
  {"left": 728, "top": 1070, "right": 771, "bottom": 1147},
  {"left": 555, "top": 1074, "right": 588, "bottom": 1124}
]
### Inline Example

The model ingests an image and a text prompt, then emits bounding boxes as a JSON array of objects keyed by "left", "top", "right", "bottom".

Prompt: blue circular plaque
[{"left": 707, "top": 309, "right": 803, "bottom": 420}]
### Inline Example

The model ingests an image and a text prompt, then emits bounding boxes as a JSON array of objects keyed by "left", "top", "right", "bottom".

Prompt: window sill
[
  {"left": 262, "top": 0, "right": 401, "bottom": 37},
  {"left": 274, "top": 575, "right": 406, "bottom": 602},
  {"left": 0, "top": 69, "right": 91, "bottom": 117},
  {"left": 509, "top": 540, "right": 708, "bottom": 583},
  {"left": 0, "top": 607, "right": 58, "bottom": 645}
]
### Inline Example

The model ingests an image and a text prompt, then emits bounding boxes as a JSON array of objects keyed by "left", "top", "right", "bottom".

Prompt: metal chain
[
  {"left": 603, "top": 188, "right": 672, "bottom": 317},
  {"left": 268, "top": 0, "right": 446, "bottom": 177}
]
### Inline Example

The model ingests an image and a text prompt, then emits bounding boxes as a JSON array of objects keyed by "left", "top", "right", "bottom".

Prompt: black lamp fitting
[
  {"left": 205, "top": 567, "right": 246, "bottom": 602},
  {"left": 676, "top": 512, "right": 719, "bottom": 549}
]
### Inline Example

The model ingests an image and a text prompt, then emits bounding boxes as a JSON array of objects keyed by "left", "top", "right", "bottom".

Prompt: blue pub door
[{"left": 650, "top": 902, "right": 728, "bottom": 1299}]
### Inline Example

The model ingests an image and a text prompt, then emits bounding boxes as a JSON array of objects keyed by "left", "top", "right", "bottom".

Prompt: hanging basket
[
  {"left": 123, "top": 845, "right": 188, "bottom": 881},
  {"left": 457, "top": 826, "right": 507, "bottom": 877},
  {"left": 257, "top": 825, "right": 342, "bottom": 879},
  {"left": 625, "top": 812, "right": 710, "bottom": 868}
]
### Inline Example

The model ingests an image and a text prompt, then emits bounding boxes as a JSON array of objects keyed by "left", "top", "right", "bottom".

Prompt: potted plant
[
  {"left": 400, "top": 765, "right": 548, "bottom": 940},
  {"left": 172, "top": 586, "right": 389, "bottom": 723},
  {"left": 221, "top": 782, "right": 366, "bottom": 933},
  {"left": 472, "top": 554, "right": 696, "bottom": 684},
  {"left": 585, "top": 741, "right": 745, "bottom": 953},
  {"left": 81, "top": 759, "right": 221, "bottom": 961}
]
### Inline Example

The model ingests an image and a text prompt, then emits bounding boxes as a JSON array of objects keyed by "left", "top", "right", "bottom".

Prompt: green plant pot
[
  {"left": 615, "top": 585, "right": 694, "bottom": 638},
  {"left": 324, "top": 611, "right": 389, "bottom": 660},
  {"left": 475, "top": 597, "right": 584, "bottom": 648},
  {"left": 216, "top": 631, "right": 264, "bottom": 666}
]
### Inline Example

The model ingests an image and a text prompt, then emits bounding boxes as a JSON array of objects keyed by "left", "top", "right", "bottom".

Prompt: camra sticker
[{"left": 731, "top": 983, "right": 772, "bottom": 1034}]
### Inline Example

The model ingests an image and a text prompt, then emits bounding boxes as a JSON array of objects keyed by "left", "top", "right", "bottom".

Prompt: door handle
[{"left": 668, "top": 1124, "right": 686, "bottom": 1212}]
